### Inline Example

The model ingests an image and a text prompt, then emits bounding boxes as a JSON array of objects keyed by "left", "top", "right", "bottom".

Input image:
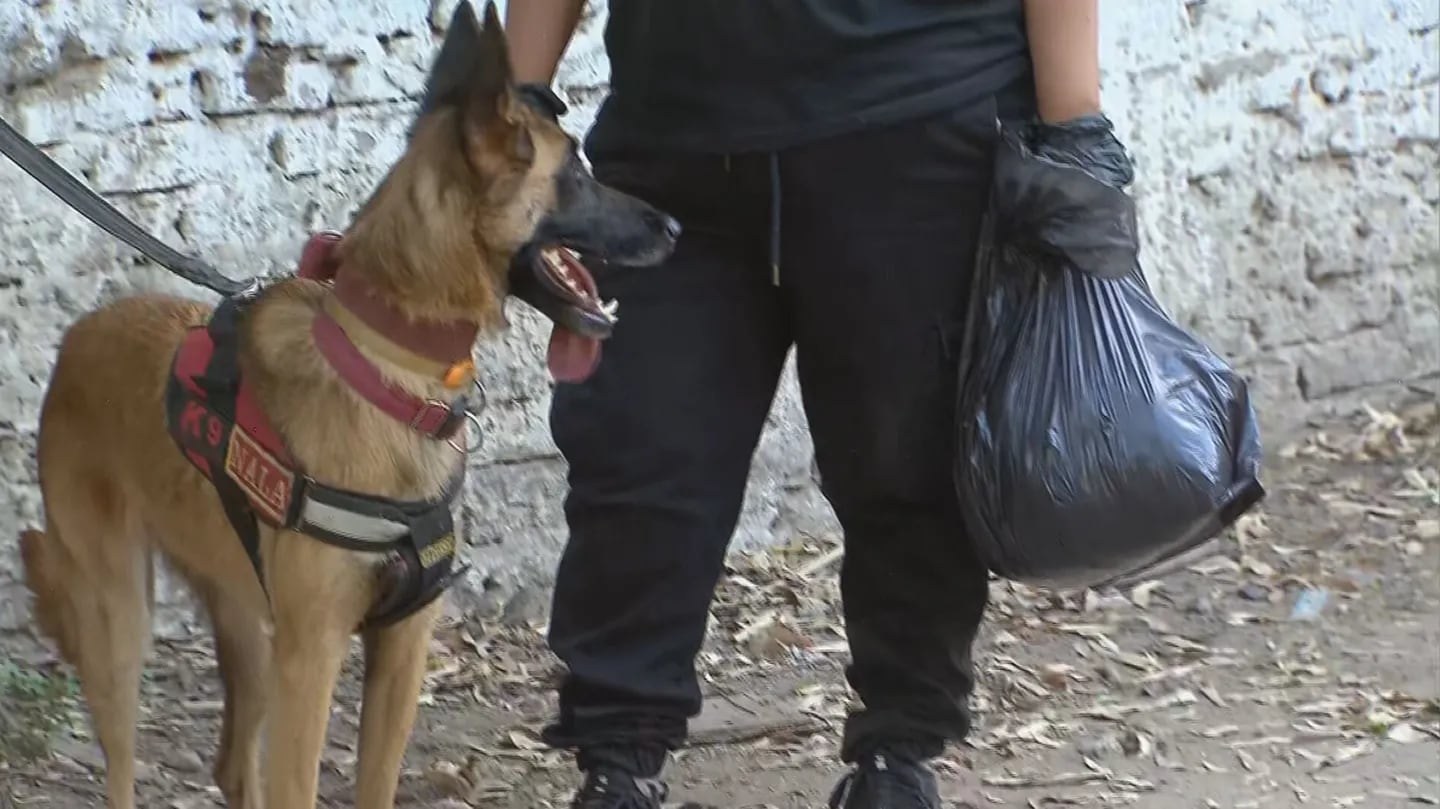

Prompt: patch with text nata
[{"left": 224, "top": 427, "right": 296, "bottom": 525}]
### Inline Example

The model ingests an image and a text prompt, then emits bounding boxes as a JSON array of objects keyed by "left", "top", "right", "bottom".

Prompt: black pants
[{"left": 544, "top": 96, "right": 1000, "bottom": 768}]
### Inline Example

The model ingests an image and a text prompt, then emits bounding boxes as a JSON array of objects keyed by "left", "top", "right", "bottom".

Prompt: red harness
[{"left": 163, "top": 233, "right": 476, "bottom": 629}]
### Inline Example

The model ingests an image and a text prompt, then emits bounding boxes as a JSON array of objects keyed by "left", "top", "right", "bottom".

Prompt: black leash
[{"left": 0, "top": 115, "right": 255, "bottom": 297}]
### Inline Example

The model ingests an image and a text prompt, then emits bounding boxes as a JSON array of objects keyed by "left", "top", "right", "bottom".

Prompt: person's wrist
[{"left": 1037, "top": 96, "right": 1103, "bottom": 126}]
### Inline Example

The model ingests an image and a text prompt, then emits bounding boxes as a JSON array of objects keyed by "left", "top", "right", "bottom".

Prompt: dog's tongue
[
  {"left": 540, "top": 247, "right": 606, "bottom": 383},
  {"left": 547, "top": 328, "right": 601, "bottom": 383}
]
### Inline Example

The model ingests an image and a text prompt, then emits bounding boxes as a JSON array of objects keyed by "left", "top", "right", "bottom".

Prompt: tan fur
[{"left": 18, "top": 7, "right": 575, "bottom": 808}]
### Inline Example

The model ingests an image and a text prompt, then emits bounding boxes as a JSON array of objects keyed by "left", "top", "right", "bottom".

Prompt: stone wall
[{"left": 1, "top": 0, "right": 1436, "bottom": 633}]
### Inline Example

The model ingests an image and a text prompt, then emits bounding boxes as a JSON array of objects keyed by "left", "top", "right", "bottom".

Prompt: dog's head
[{"left": 345, "top": 1, "right": 678, "bottom": 382}]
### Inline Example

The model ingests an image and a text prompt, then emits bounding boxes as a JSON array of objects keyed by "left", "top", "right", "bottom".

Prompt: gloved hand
[
  {"left": 1024, "top": 113, "right": 1135, "bottom": 191},
  {"left": 514, "top": 83, "right": 568, "bottom": 122},
  {"left": 993, "top": 112, "right": 1140, "bottom": 280}
]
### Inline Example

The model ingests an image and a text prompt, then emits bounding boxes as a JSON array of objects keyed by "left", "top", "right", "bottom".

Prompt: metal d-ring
[
  {"left": 443, "top": 377, "right": 489, "bottom": 455},
  {"left": 447, "top": 410, "right": 485, "bottom": 455},
  {"left": 470, "top": 377, "right": 490, "bottom": 413}
]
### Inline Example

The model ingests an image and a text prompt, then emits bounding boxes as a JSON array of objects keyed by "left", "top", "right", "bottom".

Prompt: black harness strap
[
  {"left": 196, "top": 294, "right": 269, "bottom": 590},
  {"left": 162, "top": 294, "right": 270, "bottom": 591},
  {"left": 363, "top": 492, "right": 469, "bottom": 629},
  {"left": 293, "top": 468, "right": 471, "bottom": 629}
]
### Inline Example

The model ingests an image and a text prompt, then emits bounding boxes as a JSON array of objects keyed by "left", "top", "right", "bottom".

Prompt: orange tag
[{"left": 443, "top": 359, "right": 475, "bottom": 389}]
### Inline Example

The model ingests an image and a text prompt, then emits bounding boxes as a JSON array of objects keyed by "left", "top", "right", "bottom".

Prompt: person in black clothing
[{"left": 503, "top": 2, "right": 1112, "bottom": 808}]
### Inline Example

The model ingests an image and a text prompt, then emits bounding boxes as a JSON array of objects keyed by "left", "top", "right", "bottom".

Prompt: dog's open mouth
[{"left": 509, "top": 246, "right": 618, "bottom": 384}]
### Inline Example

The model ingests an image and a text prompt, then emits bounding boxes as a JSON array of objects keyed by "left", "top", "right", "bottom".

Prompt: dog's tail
[
  {"left": 21, "top": 523, "right": 158, "bottom": 662},
  {"left": 19, "top": 527, "right": 81, "bottom": 661}
]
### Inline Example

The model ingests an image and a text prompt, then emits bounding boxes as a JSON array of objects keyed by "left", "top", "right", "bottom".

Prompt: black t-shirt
[{"left": 583, "top": 0, "right": 1036, "bottom": 157}]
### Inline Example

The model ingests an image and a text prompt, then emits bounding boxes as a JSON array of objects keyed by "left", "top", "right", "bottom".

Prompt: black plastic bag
[{"left": 953, "top": 115, "right": 1266, "bottom": 589}]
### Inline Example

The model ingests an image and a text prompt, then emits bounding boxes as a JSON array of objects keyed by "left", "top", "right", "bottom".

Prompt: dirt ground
[{"left": 2, "top": 401, "right": 1438, "bottom": 808}]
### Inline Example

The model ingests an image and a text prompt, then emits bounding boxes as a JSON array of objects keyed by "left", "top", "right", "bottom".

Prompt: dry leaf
[
  {"left": 1386, "top": 723, "right": 1425, "bottom": 744},
  {"left": 504, "top": 729, "right": 546, "bottom": 751},
  {"left": 1129, "top": 580, "right": 1164, "bottom": 609}
]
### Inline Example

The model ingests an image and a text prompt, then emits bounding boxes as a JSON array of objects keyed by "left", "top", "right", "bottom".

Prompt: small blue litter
[{"left": 1289, "top": 588, "right": 1330, "bottom": 622}]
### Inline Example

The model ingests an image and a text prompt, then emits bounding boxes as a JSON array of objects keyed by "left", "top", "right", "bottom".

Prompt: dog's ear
[
  {"left": 412, "top": 2, "right": 531, "bottom": 168},
  {"left": 468, "top": 1, "right": 513, "bottom": 122},
  {"left": 459, "top": 1, "right": 535, "bottom": 169},
  {"left": 413, "top": 1, "right": 484, "bottom": 134}
]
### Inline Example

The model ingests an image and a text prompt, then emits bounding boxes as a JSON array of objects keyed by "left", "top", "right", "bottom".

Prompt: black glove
[
  {"left": 993, "top": 112, "right": 1140, "bottom": 280},
  {"left": 1025, "top": 113, "right": 1135, "bottom": 191},
  {"left": 514, "top": 83, "right": 568, "bottom": 122}
]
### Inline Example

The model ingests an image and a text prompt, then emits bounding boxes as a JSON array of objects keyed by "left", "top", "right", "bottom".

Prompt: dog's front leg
[
  {"left": 354, "top": 598, "right": 444, "bottom": 809},
  {"left": 261, "top": 540, "right": 369, "bottom": 809},
  {"left": 205, "top": 589, "right": 270, "bottom": 809},
  {"left": 263, "top": 621, "right": 350, "bottom": 809}
]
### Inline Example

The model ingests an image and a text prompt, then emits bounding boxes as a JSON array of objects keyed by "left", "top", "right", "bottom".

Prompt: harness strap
[
  {"left": 298, "top": 469, "right": 470, "bottom": 630},
  {"left": 168, "top": 292, "right": 271, "bottom": 590},
  {"left": 206, "top": 313, "right": 271, "bottom": 592},
  {"left": 363, "top": 488, "right": 469, "bottom": 629},
  {"left": 291, "top": 471, "right": 464, "bottom": 552}
]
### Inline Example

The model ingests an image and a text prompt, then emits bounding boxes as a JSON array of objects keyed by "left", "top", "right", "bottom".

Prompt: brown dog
[{"left": 16, "top": 3, "right": 677, "bottom": 808}]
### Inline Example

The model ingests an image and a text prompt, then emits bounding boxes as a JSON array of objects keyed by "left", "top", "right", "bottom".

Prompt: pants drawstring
[
  {"left": 723, "top": 152, "right": 782, "bottom": 287},
  {"left": 768, "top": 152, "right": 782, "bottom": 286}
]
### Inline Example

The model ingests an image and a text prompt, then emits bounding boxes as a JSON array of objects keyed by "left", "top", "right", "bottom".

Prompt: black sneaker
[
  {"left": 571, "top": 766, "right": 668, "bottom": 809},
  {"left": 828, "top": 749, "right": 943, "bottom": 809}
]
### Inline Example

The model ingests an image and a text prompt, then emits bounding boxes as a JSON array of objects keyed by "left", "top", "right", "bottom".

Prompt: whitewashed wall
[{"left": 1, "top": 0, "right": 1436, "bottom": 632}]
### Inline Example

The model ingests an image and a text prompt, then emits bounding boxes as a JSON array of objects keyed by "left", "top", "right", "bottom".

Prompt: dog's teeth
[{"left": 600, "top": 299, "right": 619, "bottom": 316}]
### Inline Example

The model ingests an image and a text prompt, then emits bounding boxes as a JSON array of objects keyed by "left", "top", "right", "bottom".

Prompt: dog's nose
[{"left": 662, "top": 215, "right": 682, "bottom": 242}]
